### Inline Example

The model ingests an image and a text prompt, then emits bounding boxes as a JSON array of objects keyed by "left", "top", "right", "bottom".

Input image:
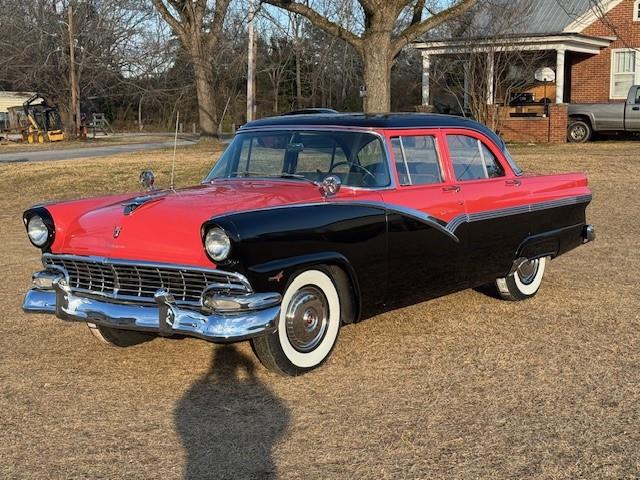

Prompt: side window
[
  {"left": 390, "top": 135, "right": 443, "bottom": 186},
  {"left": 480, "top": 143, "right": 505, "bottom": 178},
  {"left": 447, "top": 134, "right": 504, "bottom": 181}
]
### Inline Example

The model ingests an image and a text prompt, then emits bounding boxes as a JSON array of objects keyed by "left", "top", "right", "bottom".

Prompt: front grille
[{"left": 43, "top": 254, "right": 250, "bottom": 305}]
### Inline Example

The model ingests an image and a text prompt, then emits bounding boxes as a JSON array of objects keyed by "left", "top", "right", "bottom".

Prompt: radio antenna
[{"left": 170, "top": 110, "right": 179, "bottom": 191}]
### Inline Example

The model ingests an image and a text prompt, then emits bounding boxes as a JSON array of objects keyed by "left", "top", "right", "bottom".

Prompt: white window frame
[
  {"left": 610, "top": 48, "right": 640, "bottom": 100},
  {"left": 634, "top": 0, "right": 640, "bottom": 21}
]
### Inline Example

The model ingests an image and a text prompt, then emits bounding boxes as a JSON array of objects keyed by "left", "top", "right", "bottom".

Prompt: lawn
[{"left": 0, "top": 140, "right": 638, "bottom": 479}]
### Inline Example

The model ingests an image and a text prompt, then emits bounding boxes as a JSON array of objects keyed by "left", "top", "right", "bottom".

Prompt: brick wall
[
  {"left": 570, "top": 0, "right": 640, "bottom": 103},
  {"left": 488, "top": 105, "right": 568, "bottom": 143}
]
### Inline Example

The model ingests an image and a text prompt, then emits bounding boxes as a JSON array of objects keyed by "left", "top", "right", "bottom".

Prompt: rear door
[
  {"left": 441, "top": 130, "right": 532, "bottom": 285},
  {"left": 381, "top": 129, "right": 468, "bottom": 306}
]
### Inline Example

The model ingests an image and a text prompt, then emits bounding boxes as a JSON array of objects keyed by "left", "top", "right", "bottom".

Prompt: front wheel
[
  {"left": 251, "top": 268, "right": 342, "bottom": 376},
  {"left": 567, "top": 120, "right": 592, "bottom": 143},
  {"left": 495, "top": 256, "right": 549, "bottom": 301},
  {"left": 87, "top": 323, "right": 155, "bottom": 347}
]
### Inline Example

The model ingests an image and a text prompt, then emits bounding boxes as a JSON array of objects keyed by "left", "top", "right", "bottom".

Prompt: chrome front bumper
[{"left": 23, "top": 272, "right": 281, "bottom": 343}]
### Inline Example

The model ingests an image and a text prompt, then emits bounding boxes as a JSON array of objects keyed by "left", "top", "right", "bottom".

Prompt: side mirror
[
  {"left": 139, "top": 170, "right": 155, "bottom": 191},
  {"left": 319, "top": 175, "right": 341, "bottom": 197}
]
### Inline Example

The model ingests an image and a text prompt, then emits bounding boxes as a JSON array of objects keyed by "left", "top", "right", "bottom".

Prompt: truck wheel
[
  {"left": 495, "top": 257, "right": 549, "bottom": 301},
  {"left": 568, "top": 120, "right": 592, "bottom": 143},
  {"left": 251, "top": 268, "right": 342, "bottom": 376},
  {"left": 87, "top": 323, "right": 155, "bottom": 347}
]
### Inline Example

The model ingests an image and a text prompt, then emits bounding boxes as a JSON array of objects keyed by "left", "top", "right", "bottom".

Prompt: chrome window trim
[{"left": 206, "top": 126, "right": 397, "bottom": 191}]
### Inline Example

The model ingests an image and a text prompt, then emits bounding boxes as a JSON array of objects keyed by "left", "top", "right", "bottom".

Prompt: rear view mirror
[
  {"left": 139, "top": 170, "right": 155, "bottom": 191},
  {"left": 287, "top": 142, "right": 304, "bottom": 153}
]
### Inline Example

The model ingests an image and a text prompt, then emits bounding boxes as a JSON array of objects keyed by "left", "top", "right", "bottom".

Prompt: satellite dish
[{"left": 535, "top": 67, "right": 556, "bottom": 82}]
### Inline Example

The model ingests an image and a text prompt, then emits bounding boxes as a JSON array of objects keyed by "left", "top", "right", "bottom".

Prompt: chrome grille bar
[{"left": 42, "top": 253, "right": 252, "bottom": 305}]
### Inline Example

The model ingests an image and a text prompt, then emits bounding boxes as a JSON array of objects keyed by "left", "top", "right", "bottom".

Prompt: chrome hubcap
[
  {"left": 517, "top": 258, "right": 540, "bottom": 284},
  {"left": 571, "top": 125, "right": 586, "bottom": 140},
  {"left": 285, "top": 285, "right": 329, "bottom": 353}
]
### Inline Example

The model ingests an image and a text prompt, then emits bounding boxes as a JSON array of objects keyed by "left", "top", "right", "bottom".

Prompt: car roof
[{"left": 241, "top": 113, "right": 506, "bottom": 149}]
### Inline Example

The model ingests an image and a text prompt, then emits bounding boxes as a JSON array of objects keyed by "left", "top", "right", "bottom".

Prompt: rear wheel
[
  {"left": 495, "top": 256, "right": 549, "bottom": 301},
  {"left": 87, "top": 323, "right": 155, "bottom": 347},
  {"left": 568, "top": 120, "right": 592, "bottom": 143},
  {"left": 251, "top": 268, "right": 342, "bottom": 376}
]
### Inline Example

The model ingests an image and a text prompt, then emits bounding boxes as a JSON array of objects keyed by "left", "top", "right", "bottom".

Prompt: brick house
[{"left": 414, "top": 0, "right": 640, "bottom": 143}]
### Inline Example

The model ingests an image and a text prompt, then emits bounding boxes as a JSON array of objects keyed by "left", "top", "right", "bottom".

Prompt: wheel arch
[
  {"left": 568, "top": 114, "right": 595, "bottom": 134},
  {"left": 249, "top": 252, "right": 361, "bottom": 324}
]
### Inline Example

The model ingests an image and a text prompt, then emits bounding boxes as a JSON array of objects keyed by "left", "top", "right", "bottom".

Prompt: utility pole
[
  {"left": 68, "top": 5, "right": 80, "bottom": 137},
  {"left": 246, "top": 0, "right": 257, "bottom": 123}
]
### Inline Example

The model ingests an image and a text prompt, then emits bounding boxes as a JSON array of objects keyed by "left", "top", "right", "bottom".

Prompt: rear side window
[
  {"left": 391, "top": 135, "right": 443, "bottom": 186},
  {"left": 447, "top": 135, "right": 504, "bottom": 181}
]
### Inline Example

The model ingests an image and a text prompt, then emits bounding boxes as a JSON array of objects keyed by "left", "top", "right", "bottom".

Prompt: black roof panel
[{"left": 242, "top": 113, "right": 505, "bottom": 148}]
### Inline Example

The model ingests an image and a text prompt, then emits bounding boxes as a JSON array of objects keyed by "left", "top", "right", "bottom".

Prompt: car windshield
[{"left": 204, "top": 130, "right": 391, "bottom": 188}]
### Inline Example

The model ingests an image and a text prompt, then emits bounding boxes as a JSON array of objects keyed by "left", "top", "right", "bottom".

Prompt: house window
[
  {"left": 635, "top": 0, "right": 640, "bottom": 21},
  {"left": 611, "top": 49, "right": 638, "bottom": 99}
]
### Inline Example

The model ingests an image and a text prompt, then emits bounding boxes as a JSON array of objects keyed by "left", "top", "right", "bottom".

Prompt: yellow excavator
[{"left": 21, "top": 93, "right": 65, "bottom": 143}]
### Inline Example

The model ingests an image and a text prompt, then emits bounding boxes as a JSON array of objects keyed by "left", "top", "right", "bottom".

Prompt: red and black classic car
[{"left": 22, "top": 114, "right": 595, "bottom": 375}]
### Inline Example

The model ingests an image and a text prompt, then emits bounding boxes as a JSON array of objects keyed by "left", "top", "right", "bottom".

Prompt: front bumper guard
[{"left": 23, "top": 273, "right": 281, "bottom": 343}]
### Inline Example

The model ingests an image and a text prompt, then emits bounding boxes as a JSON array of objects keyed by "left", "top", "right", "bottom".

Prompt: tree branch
[
  {"left": 260, "top": 0, "right": 362, "bottom": 51},
  {"left": 206, "top": 0, "right": 231, "bottom": 50},
  {"left": 411, "top": 0, "right": 425, "bottom": 25},
  {"left": 150, "top": 0, "right": 185, "bottom": 39},
  {"left": 392, "top": 0, "right": 478, "bottom": 56}
]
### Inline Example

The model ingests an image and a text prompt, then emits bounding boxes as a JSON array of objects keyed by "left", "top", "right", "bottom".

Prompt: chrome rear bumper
[{"left": 23, "top": 272, "right": 280, "bottom": 343}]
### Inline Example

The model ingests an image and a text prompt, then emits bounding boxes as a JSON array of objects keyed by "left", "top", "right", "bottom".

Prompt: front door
[
  {"left": 625, "top": 87, "right": 640, "bottom": 131},
  {"left": 381, "top": 130, "right": 468, "bottom": 307}
]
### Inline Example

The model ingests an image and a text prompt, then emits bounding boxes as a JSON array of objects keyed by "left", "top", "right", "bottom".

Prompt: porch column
[
  {"left": 555, "top": 48, "right": 566, "bottom": 104},
  {"left": 486, "top": 52, "right": 494, "bottom": 105},
  {"left": 421, "top": 52, "right": 431, "bottom": 106}
]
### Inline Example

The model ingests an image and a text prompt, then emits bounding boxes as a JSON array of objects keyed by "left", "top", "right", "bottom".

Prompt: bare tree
[
  {"left": 150, "top": 0, "right": 231, "bottom": 136},
  {"left": 259, "top": 0, "right": 478, "bottom": 112}
]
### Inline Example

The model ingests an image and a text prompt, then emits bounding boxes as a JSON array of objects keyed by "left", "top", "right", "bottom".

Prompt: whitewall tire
[
  {"left": 495, "top": 256, "right": 548, "bottom": 301},
  {"left": 251, "top": 268, "right": 343, "bottom": 376}
]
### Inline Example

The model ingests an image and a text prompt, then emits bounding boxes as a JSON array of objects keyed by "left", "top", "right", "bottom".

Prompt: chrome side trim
[
  {"left": 209, "top": 200, "right": 459, "bottom": 243},
  {"left": 208, "top": 194, "right": 592, "bottom": 244},
  {"left": 444, "top": 194, "right": 593, "bottom": 234}
]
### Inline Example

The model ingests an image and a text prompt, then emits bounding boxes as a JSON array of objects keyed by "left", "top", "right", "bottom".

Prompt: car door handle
[
  {"left": 442, "top": 185, "right": 461, "bottom": 193},
  {"left": 505, "top": 179, "right": 522, "bottom": 187},
  {"left": 633, "top": 106, "right": 640, "bottom": 111}
]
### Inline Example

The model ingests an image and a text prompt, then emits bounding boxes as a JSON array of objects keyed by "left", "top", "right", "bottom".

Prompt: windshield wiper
[{"left": 233, "top": 171, "right": 318, "bottom": 186}]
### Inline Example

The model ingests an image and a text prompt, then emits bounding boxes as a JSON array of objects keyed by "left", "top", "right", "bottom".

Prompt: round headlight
[
  {"left": 205, "top": 227, "right": 231, "bottom": 261},
  {"left": 27, "top": 215, "right": 50, "bottom": 247}
]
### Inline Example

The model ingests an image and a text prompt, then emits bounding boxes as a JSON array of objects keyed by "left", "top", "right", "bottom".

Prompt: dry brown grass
[
  {"left": 0, "top": 140, "right": 639, "bottom": 479},
  {"left": 0, "top": 134, "right": 188, "bottom": 153}
]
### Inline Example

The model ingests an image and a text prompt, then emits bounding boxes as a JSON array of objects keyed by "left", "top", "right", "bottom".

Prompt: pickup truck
[{"left": 567, "top": 85, "right": 640, "bottom": 142}]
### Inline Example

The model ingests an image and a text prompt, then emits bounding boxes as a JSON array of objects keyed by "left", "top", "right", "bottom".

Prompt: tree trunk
[
  {"left": 192, "top": 57, "right": 218, "bottom": 137},
  {"left": 362, "top": 36, "right": 392, "bottom": 113}
]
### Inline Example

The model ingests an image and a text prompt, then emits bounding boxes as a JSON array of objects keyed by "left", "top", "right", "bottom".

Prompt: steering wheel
[{"left": 328, "top": 161, "right": 376, "bottom": 185}]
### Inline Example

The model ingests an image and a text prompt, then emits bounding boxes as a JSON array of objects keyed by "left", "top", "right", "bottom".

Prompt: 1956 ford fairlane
[{"left": 22, "top": 114, "right": 594, "bottom": 375}]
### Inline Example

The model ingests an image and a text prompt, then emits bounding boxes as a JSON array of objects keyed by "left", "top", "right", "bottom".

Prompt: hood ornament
[{"left": 113, "top": 226, "right": 122, "bottom": 238}]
